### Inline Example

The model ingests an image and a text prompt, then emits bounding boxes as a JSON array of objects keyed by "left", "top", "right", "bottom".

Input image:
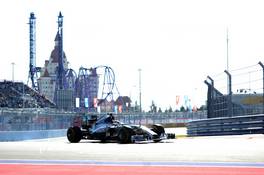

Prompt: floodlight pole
[
  {"left": 226, "top": 29, "right": 229, "bottom": 72},
  {"left": 11, "top": 62, "right": 15, "bottom": 82},
  {"left": 138, "top": 68, "right": 142, "bottom": 113}
]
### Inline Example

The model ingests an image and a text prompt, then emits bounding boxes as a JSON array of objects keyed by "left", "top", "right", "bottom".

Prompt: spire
[
  {"left": 55, "top": 31, "right": 60, "bottom": 42},
  {"left": 59, "top": 11, "right": 63, "bottom": 19},
  {"left": 54, "top": 32, "right": 59, "bottom": 47},
  {"left": 57, "top": 11, "right": 64, "bottom": 90}
]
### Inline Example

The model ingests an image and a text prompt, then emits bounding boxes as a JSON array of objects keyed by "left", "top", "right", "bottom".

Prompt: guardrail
[{"left": 187, "top": 114, "right": 264, "bottom": 136}]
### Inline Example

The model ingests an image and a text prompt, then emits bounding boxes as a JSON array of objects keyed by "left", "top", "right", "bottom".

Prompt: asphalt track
[{"left": 0, "top": 129, "right": 264, "bottom": 174}]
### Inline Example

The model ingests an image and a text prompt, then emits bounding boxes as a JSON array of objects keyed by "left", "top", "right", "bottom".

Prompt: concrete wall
[{"left": 0, "top": 129, "right": 67, "bottom": 141}]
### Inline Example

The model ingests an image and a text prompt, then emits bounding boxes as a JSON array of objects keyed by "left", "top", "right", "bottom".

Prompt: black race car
[{"left": 67, "top": 113, "right": 175, "bottom": 143}]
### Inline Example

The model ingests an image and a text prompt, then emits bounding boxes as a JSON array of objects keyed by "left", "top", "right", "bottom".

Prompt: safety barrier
[
  {"left": 0, "top": 108, "right": 206, "bottom": 141},
  {"left": 0, "top": 129, "right": 67, "bottom": 141},
  {"left": 187, "top": 114, "right": 264, "bottom": 136},
  {"left": 0, "top": 108, "right": 206, "bottom": 132}
]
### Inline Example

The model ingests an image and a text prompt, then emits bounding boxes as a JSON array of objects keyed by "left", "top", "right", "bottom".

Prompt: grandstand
[{"left": 0, "top": 81, "right": 55, "bottom": 108}]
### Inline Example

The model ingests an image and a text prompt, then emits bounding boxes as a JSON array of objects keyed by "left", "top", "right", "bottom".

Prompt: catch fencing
[
  {"left": 0, "top": 108, "right": 78, "bottom": 131},
  {"left": 187, "top": 62, "right": 264, "bottom": 137},
  {"left": 205, "top": 62, "right": 264, "bottom": 118},
  {"left": 114, "top": 111, "right": 206, "bottom": 126}
]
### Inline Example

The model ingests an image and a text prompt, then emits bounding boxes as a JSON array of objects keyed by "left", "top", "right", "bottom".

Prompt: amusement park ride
[
  {"left": 28, "top": 12, "right": 41, "bottom": 91},
  {"left": 27, "top": 12, "right": 119, "bottom": 111}
]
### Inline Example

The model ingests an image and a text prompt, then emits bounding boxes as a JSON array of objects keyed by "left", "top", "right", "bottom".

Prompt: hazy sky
[{"left": 0, "top": 0, "right": 264, "bottom": 111}]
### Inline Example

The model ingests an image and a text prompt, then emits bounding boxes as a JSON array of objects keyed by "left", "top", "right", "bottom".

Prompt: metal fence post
[
  {"left": 205, "top": 76, "right": 214, "bottom": 118},
  {"left": 258, "top": 61, "right": 264, "bottom": 114},
  {"left": 224, "top": 70, "right": 233, "bottom": 117}
]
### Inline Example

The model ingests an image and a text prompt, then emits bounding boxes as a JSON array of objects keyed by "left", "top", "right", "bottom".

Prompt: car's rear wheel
[
  {"left": 67, "top": 126, "right": 82, "bottom": 143},
  {"left": 118, "top": 128, "right": 131, "bottom": 144}
]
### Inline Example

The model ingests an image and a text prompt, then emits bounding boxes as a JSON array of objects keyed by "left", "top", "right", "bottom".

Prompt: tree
[
  {"left": 198, "top": 105, "right": 207, "bottom": 111},
  {"left": 180, "top": 106, "right": 186, "bottom": 112},
  {"left": 168, "top": 106, "right": 173, "bottom": 113},
  {"left": 150, "top": 100, "right": 157, "bottom": 113}
]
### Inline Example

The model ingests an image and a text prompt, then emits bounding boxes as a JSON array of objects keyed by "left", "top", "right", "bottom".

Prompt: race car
[{"left": 67, "top": 113, "right": 175, "bottom": 143}]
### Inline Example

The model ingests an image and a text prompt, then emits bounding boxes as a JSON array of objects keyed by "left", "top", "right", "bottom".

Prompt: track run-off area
[{"left": 0, "top": 128, "right": 264, "bottom": 174}]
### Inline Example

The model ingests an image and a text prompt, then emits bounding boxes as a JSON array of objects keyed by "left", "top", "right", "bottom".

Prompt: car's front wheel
[{"left": 151, "top": 124, "right": 165, "bottom": 136}]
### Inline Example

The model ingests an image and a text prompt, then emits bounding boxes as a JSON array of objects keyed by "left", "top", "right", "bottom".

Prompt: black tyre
[
  {"left": 151, "top": 124, "right": 165, "bottom": 136},
  {"left": 167, "top": 133, "right": 176, "bottom": 139},
  {"left": 118, "top": 128, "right": 131, "bottom": 144},
  {"left": 67, "top": 126, "right": 82, "bottom": 143}
]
